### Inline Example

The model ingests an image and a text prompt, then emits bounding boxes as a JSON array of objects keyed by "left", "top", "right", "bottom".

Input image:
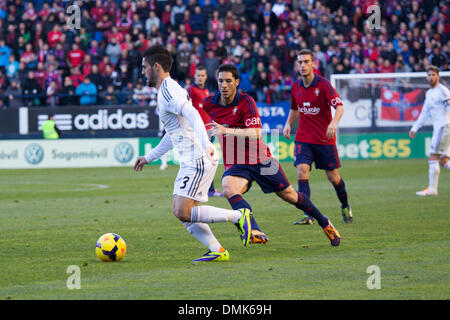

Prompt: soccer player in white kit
[
  {"left": 133, "top": 45, "right": 251, "bottom": 261},
  {"left": 409, "top": 65, "right": 450, "bottom": 196}
]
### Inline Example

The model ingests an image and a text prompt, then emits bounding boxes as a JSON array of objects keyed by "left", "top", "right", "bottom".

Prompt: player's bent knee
[
  {"left": 172, "top": 198, "right": 193, "bottom": 222},
  {"left": 326, "top": 170, "right": 341, "bottom": 185},
  {"left": 222, "top": 186, "right": 236, "bottom": 199},
  {"left": 221, "top": 183, "right": 243, "bottom": 199},
  {"left": 172, "top": 208, "right": 190, "bottom": 222},
  {"left": 276, "top": 186, "right": 298, "bottom": 205},
  {"left": 297, "top": 165, "right": 310, "bottom": 178}
]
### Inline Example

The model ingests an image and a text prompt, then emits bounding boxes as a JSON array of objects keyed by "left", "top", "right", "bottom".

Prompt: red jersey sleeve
[
  {"left": 322, "top": 78, "right": 342, "bottom": 109},
  {"left": 290, "top": 81, "right": 299, "bottom": 110},
  {"left": 202, "top": 96, "right": 212, "bottom": 114},
  {"left": 241, "top": 95, "right": 262, "bottom": 128}
]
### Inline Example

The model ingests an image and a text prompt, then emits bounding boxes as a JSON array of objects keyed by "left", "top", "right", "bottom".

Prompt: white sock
[
  {"left": 183, "top": 222, "right": 222, "bottom": 252},
  {"left": 190, "top": 206, "right": 241, "bottom": 224},
  {"left": 429, "top": 160, "right": 440, "bottom": 192}
]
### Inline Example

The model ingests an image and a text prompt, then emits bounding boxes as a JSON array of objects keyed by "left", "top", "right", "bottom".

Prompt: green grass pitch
[{"left": 0, "top": 159, "right": 448, "bottom": 300}]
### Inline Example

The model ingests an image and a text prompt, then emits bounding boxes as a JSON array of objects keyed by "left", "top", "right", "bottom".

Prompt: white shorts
[
  {"left": 173, "top": 155, "right": 217, "bottom": 202},
  {"left": 430, "top": 125, "right": 450, "bottom": 157}
]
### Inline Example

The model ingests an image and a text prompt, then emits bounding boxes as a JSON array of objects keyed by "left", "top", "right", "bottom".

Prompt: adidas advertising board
[{"left": 22, "top": 106, "right": 158, "bottom": 135}]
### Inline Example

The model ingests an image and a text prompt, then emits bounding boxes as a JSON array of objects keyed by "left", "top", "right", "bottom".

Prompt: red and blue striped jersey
[
  {"left": 203, "top": 92, "right": 272, "bottom": 167},
  {"left": 290, "top": 74, "right": 342, "bottom": 145}
]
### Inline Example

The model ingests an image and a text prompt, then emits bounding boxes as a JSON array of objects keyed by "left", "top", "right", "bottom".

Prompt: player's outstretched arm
[
  {"left": 209, "top": 121, "right": 261, "bottom": 139},
  {"left": 134, "top": 156, "right": 148, "bottom": 172},
  {"left": 134, "top": 134, "right": 173, "bottom": 172}
]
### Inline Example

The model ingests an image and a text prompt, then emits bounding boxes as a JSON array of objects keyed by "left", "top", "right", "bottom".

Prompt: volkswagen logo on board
[
  {"left": 24, "top": 143, "right": 44, "bottom": 165},
  {"left": 114, "top": 142, "right": 134, "bottom": 163}
]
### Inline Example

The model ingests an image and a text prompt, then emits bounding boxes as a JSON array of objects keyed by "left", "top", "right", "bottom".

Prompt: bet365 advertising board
[
  {"left": 138, "top": 131, "right": 433, "bottom": 165},
  {"left": 0, "top": 132, "right": 432, "bottom": 169}
]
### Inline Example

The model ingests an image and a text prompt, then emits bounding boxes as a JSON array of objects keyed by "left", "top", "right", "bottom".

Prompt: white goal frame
[
  {"left": 330, "top": 71, "right": 450, "bottom": 89},
  {"left": 330, "top": 71, "right": 450, "bottom": 144}
]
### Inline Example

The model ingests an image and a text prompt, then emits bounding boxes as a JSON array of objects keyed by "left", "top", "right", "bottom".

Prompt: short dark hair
[
  {"left": 142, "top": 45, "right": 173, "bottom": 72},
  {"left": 196, "top": 65, "right": 207, "bottom": 72},
  {"left": 427, "top": 65, "right": 440, "bottom": 75},
  {"left": 297, "top": 48, "right": 315, "bottom": 60},
  {"left": 216, "top": 64, "right": 240, "bottom": 80}
]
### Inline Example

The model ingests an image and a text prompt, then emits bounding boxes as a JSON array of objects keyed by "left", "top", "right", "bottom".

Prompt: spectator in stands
[
  {"left": 67, "top": 43, "right": 86, "bottom": 69},
  {"left": 70, "top": 67, "right": 85, "bottom": 89},
  {"left": 171, "top": 0, "right": 186, "bottom": 28},
  {"left": 46, "top": 80, "right": 59, "bottom": 107},
  {"left": 60, "top": 76, "right": 77, "bottom": 106},
  {"left": 88, "top": 64, "right": 104, "bottom": 92},
  {"left": 100, "top": 84, "right": 118, "bottom": 105},
  {"left": 176, "top": 41, "right": 191, "bottom": 81},
  {"left": 430, "top": 45, "right": 447, "bottom": 68},
  {"left": 44, "top": 63, "right": 62, "bottom": 91},
  {"left": 0, "top": 0, "right": 448, "bottom": 110},
  {"left": 145, "top": 11, "right": 160, "bottom": 35},
  {"left": 106, "top": 37, "right": 121, "bottom": 66},
  {"left": 76, "top": 76, "right": 97, "bottom": 106},
  {"left": 132, "top": 80, "right": 151, "bottom": 106},
  {"left": 23, "top": 71, "right": 42, "bottom": 107},
  {"left": 4, "top": 79, "right": 23, "bottom": 108},
  {"left": 0, "top": 69, "right": 8, "bottom": 97},
  {"left": 0, "top": 39, "right": 11, "bottom": 68},
  {"left": 47, "top": 24, "right": 62, "bottom": 49},
  {"left": 119, "top": 81, "right": 134, "bottom": 105},
  {"left": 6, "top": 54, "right": 19, "bottom": 80},
  {"left": 190, "top": 5, "right": 207, "bottom": 38}
]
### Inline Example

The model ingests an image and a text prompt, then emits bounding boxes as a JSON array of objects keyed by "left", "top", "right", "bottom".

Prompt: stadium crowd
[{"left": 0, "top": 0, "right": 448, "bottom": 108}]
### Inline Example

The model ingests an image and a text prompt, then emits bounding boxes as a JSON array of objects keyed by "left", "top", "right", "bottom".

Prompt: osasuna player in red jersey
[
  {"left": 187, "top": 65, "right": 223, "bottom": 197},
  {"left": 205, "top": 64, "right": 341, "bottom": 246},
  {"left": 284, "top": 49, "right": 353, "bottom": 225}
]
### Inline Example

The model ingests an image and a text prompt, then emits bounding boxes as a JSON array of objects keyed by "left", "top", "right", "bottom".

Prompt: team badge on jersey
[
  {"left": 233, "top": 106, "right": 238, "bottom": 115},
  {"left": 315, "top": 88, "right": 320, "bottom": 96}
]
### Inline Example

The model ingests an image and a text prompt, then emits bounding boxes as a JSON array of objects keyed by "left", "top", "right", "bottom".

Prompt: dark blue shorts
[
  {"left": 294, "top": 142, "right": 341, "bottom": 170},
  {"left": 222, "top": 158, "right": 290, "bottom": 194}
]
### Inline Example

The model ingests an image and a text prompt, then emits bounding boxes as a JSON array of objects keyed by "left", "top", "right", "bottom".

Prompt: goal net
[
  {"left": 330, "top": 71, "right": 450, "bottom": 160},
  {"left": 331, "top": 71, "right": 450, "bottom": 133}
]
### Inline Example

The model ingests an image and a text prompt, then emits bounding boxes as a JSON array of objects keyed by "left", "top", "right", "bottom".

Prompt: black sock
[
  {"left": 295, "top": 192, "right": 329, "bottom": 228},
  {"left": 334, "top": 178, "right": 349, "bottom": 208},
  {"left": 298, "top": 179, "right": 312, "bottom": 219}
]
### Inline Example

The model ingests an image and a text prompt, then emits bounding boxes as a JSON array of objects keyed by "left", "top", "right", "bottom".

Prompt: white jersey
[
  {"left": 157, "top": 77, "right": 206, "bottom": 163},
  {"left": 412, "top": 83, "right": 450, "bottom": 132}
]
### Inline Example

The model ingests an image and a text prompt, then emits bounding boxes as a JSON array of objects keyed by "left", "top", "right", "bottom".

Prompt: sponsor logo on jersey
[
  {"left": 330, "top": 97, "right": 342, "bottom": 106},
  {"left": 299, "top": 102, "right": 320, "bottom": 115},
  {"left": 245, "top": 117, "right": 261, "bottom": 127}
]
